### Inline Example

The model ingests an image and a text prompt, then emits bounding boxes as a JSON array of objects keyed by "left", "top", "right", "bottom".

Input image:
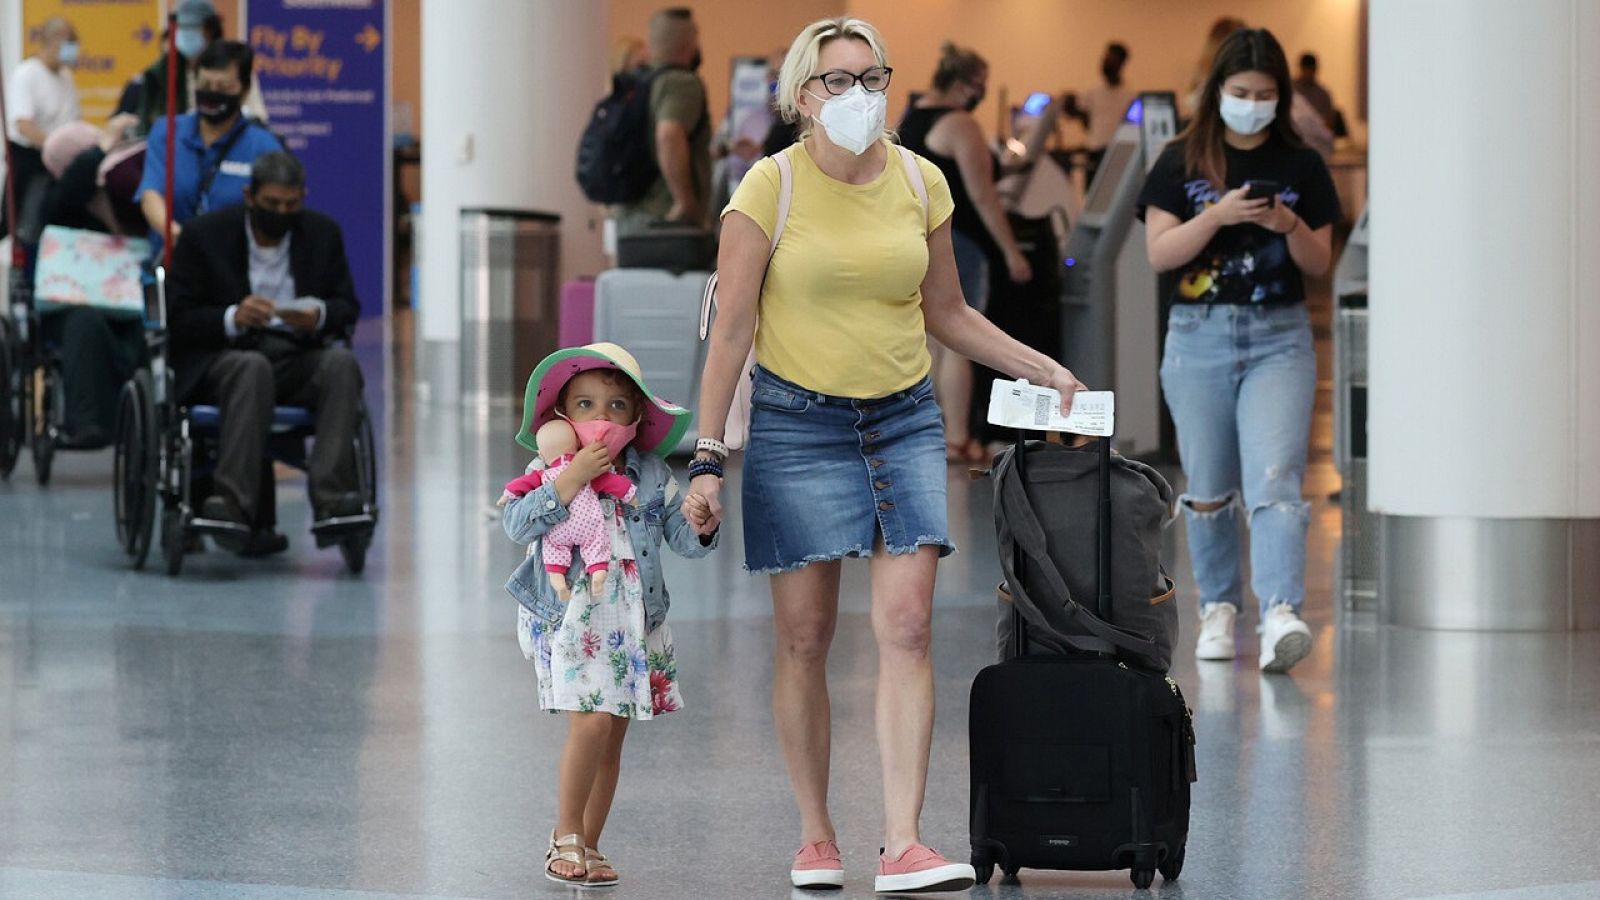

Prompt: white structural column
[
  {"left": 418, "top": 0, "right": 608, "bottom": 373},
  {"left": 1368, "top": 0, "right": 1600, "bottom": 629}
]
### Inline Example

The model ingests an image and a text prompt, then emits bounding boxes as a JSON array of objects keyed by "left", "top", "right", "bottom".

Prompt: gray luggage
[
  {"left": 991, "top": 436, "right": 1179, "bottom": 671},
  {"left": 615, "top": 223, "right": 716, "bottom": 273},
  {"left": 592, "top": 268, "right": 710, "bottom": 454}
]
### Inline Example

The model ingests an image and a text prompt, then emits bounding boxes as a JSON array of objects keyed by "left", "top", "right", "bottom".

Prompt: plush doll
[{"left": 504, "top": 419, "right": 637, "bottom": 600}]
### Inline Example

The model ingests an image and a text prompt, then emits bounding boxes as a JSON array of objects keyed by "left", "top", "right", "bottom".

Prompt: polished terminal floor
[{"left": 4, "top": 321, "right": 1600, "bottom": 900}]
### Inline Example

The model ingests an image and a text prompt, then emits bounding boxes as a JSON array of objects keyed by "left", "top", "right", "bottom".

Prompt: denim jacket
[{"left": 503, "top": 447, "right": 717, "bottom": 631}]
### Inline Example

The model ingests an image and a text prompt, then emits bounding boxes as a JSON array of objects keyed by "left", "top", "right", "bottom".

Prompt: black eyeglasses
[{"left": 807, "top": 66, "right": 893, "bottom": 95}]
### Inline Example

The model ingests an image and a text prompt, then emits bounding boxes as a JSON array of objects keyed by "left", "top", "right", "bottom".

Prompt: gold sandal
[
  {"left": 545, "top": 831, "right": 588, "bottom": 885},
  {"left": 584, "top": 847, "right": 619, "bottom": 888}
]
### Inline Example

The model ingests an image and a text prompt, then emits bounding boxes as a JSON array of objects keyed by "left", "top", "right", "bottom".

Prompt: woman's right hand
[
  {"left": 1206, "top": 185, "right": 1271, "bottom": 227},
  {"left": 685, "top": 473, "right": 724, "bottom": 536}
]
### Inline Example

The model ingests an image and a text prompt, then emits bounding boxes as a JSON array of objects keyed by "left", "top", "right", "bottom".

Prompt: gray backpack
[{"left": 991, "top": 437, "right": 1179, "bottom": 672}]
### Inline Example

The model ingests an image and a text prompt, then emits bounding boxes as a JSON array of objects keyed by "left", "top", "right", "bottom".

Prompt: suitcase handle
[
  {"left": 1012, "top": 427, "right": 1113, "bottom": 621},
  {"left": 1003, "top": 428, "right": 1161, "bottom": 663}
]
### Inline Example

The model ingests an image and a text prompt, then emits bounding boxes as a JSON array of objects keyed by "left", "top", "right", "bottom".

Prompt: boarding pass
[
  {"left": 266, "top": 297, "right": 323, "bottom": 330},
  {"left": 986, "top": 380, "right": 1115, "bottom": 437}
]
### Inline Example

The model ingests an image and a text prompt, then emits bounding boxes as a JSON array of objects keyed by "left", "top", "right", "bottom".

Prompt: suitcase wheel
[
  {"left": 1131, "top": 868, "right": 1155, "bottom": 890},
  {"left": 973, "top": 862, "right": 993, "bottom": 885},
  {"left": 1159, "top": 844, "right": 1185, "bottom": 882}
]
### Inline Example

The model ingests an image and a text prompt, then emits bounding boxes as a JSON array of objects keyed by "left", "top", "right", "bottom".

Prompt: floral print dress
[{"left": 518, "top": 503, "right": 683, "bottom": 719}]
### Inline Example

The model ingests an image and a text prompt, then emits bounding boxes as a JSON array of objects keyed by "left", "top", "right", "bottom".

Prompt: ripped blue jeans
[{"left": 1160, "top": 303, "right": 1316, "bottom": 619}]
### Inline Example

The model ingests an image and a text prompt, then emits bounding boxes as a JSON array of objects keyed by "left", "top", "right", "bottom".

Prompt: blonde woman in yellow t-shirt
[{"left": 682, "top": 17, "right": 1085, "bottom": 894}]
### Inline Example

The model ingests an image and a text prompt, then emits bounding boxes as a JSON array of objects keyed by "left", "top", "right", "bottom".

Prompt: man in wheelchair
[{"left": 166, "top": 151, "right": 363, "bottom": 554}]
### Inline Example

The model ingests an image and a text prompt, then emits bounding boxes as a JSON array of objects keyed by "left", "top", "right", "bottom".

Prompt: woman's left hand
[
  {"left": 1254, "top": 199, "right": 1300, "bottom": 235},
  {"left": 1042, "top": 364, "right": 1089, "bottom": 417}
]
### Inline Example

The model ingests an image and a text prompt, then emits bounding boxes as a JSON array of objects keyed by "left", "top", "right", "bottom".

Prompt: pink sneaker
[
  {"left": 791, "top": 839, "right": 844, "bottom": 889},
  {"left": 875, "top": 843, "right": 976, "bottom": 894}
]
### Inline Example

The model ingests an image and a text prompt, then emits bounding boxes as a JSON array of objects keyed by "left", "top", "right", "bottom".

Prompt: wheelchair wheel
[
  {"left": 161, "top": 504, "right": 188, "bottom": 576},
  {"left": 341, "top": 403, "right": 379, "bottom": 575},
  {"left": 0, "top": 319, "right": 19, "bottom": 480},
  {"left": 114, "top": 370, "right": 158, "bottom": 568},
  {"left": 31, "top": 362, "right": 59, "bottom": 486},
  {"left": 355, "top": 403, "right": 378, "bottom": 514}
]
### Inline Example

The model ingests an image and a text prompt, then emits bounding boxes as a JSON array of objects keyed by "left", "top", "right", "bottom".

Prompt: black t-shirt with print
[{"left": 1137, "top": 135, "right": 1340, "bottom": 305}]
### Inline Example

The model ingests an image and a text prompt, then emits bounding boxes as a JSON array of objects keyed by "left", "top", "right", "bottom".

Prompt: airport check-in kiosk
[
  {"left": 998, "top": 92, "right": 1075, "bottom": 224},
  {"left": 1059, "top": 92, "right": 1176, "bottom": 457},
  {"left": 1333, "top": 205, "right": 1374, "bottom": 611}
]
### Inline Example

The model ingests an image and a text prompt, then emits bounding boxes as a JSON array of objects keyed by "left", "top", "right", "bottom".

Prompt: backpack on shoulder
[{"left": 575, "top": 70, "right": 662, "bottom": 205}]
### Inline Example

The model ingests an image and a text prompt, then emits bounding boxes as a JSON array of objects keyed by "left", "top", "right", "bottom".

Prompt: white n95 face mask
[
  {"left": 1218, "top": 92, "right": 1277, "bottom": 135},
  {"left": 810, "top": 84, "right": 887, "bottom": 155}
]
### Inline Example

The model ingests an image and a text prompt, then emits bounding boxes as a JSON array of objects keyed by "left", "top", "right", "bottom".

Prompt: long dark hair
[{"left": 1178, "top": 28, "right": 1301, "bottom": 188}]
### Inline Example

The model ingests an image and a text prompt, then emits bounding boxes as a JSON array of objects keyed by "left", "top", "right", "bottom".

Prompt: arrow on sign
[
  {"left": 134, "top": 24, "right": 154, "bottom": 45},
  {"left": 355, "top": 24, "right": 381, "bottom": 53}
]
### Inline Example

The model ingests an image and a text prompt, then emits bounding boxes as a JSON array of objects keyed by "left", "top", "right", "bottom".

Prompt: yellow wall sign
[{"left": 23, "top": 0, "right": 163, "bottom": 122}]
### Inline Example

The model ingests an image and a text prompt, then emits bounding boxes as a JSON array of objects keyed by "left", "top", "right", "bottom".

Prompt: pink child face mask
[{"left": 568, "top": 417, "right": 639, "bottom": 460}]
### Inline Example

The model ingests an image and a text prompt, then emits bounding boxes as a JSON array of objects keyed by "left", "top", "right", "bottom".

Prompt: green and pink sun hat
[{"left": 515, "top": 342, "right": 690, "bottom": 457}]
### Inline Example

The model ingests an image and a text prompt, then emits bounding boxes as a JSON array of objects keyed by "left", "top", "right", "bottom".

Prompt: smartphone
[{"left": 1246, "top": 179, "right": 1282, "bottom": 207}]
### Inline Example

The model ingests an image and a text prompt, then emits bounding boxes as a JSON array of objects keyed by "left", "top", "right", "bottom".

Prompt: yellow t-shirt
[{"left": 722, "top": 140, "right": 955, "bottom": 399}]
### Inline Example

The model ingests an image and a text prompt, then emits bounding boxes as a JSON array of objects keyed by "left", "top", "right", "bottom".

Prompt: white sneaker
[
  {"left": 1195, "top": 603, "right": 1237, "bottom": 660},
  {"left": 1259, "top": 604, "right": 1312, "bottom": 674}
]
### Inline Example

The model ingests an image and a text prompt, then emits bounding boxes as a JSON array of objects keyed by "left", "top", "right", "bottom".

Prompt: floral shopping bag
[{"left": 33, "top": 226, "right": 149, "bottom": 319}]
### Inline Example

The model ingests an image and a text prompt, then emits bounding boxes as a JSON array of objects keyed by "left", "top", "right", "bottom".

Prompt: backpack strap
[
  {"left": 195, "top": 120, "right": 257, "bottom": 215},
  {"left": 770, "top": 150, "right": 794, "bottom": 248},
  {"left": 995, "top": 442, "right": 1163, "bottom": 663},
  {"left": 893, "top": 144, "right": 929, "bottom": 232},
  {"left": 700, "top": 149, "right": 792, "bottom": 339}
]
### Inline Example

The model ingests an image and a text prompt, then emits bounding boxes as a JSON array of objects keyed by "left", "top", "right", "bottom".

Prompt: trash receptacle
[
  {"left": 1334, "top": 295, "right": 1374, "bottom": 611},
  {"left": 1332, "top": 206, "right": 1374, "bottom": 612},
  {"left": 459, "top": 208, "right": 560, "bottom": 409}
]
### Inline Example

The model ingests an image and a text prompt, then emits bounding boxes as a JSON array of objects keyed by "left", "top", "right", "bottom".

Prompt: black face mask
[
  {"left": 689, "top": 50, "right": 702, "bottom": 72},
  {"left": 963, "top": 86, "right": 986, "bottom": 112},
  {"left": 1102, "top": 60, "right": 1123, "bottom": 86},
  {"left": 250, "top": 206, "right": 300, "bottom": 241},
  {"left": 195, "top": 89, "right": 241, "bottom": 124}
]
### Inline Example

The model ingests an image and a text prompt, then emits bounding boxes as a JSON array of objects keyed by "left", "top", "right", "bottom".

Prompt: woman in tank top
[{"left": 897, "top": 42, "right": 1033, "bottom": 463}]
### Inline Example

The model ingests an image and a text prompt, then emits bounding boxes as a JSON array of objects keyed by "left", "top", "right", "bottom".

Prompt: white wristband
[{"left": 695, "top": 437, "right": 730, "bottom": 459}]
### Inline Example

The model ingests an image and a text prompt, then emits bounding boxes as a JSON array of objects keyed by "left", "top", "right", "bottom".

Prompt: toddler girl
[{"left": 500, "top": 342, "right": 717, "bottom": 887}]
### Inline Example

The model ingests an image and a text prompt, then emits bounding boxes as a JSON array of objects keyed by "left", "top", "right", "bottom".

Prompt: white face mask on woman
[
  {"left": 1218, "top": 92, "right": 1277, "bottom": 135},
  {"left": 808, "top": 84, "right": 887, "bottom": 155}
]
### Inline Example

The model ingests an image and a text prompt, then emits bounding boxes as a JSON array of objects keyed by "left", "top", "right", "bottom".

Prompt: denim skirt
[{"left": 741, "top": 366, "right": 954, "bottom": 574}]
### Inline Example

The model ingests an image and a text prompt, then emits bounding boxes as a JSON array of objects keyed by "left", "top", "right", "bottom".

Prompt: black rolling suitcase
[{"left": 969, "top": 432, "right": 1196, "bottom": 889}]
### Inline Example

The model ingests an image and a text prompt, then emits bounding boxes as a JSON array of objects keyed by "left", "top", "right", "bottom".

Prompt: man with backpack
[{"left": 580, "top": 7, "right": 710, "bottom": 235}]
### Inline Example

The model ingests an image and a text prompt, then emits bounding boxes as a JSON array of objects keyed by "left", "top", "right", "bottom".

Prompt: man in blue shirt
[{"left": 136, "top": 39, "right": 279, "bottom": 259}]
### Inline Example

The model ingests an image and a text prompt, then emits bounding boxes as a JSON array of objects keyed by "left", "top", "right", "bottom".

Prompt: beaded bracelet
[{"left": 687, "top": 458, "right": 725, "bottom": 481}]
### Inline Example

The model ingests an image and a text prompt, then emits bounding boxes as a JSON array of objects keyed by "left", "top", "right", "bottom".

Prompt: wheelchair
[
  {"left": 0, "top": 239, "right": 71, "bottom": 485},
  {"left": 112, "top": 267, "right": 378, "bottom": 576}
]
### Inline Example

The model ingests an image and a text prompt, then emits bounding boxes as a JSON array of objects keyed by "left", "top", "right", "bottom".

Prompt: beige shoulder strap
[{"left": 894, "top": 144, "right": 930, "bottom": 231}]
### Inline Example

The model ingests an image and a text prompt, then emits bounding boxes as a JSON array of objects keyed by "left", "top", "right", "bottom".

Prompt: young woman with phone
[{"left": 1135, "top": 27, "right": 1340, "bottom": 675}]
